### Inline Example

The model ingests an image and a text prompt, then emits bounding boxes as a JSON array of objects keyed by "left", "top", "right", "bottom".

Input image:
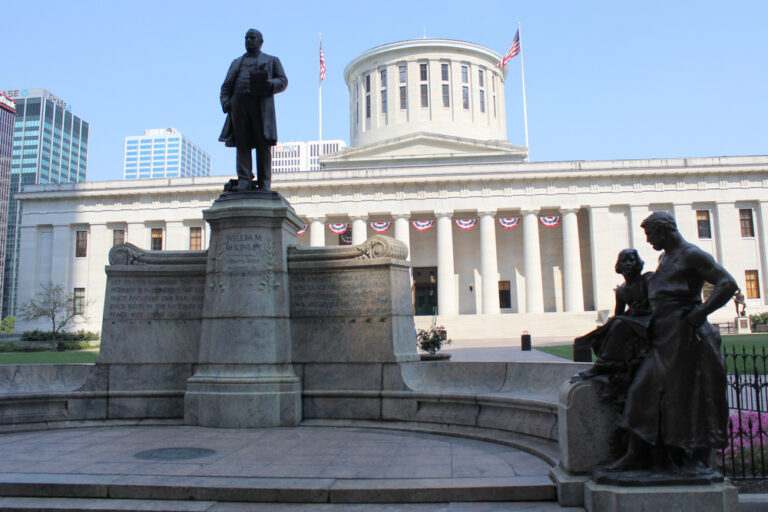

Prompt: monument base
[
  {"left": 184, "top": 364, "right": 301, "bottom": 428},
  {"left": 584, "top": 479, "right": 738, "bottom": 512}
]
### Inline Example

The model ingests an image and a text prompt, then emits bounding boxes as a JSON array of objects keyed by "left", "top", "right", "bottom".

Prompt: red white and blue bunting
[
  {"left": 539, "top": 216, "right": 561, "bottom": 228},
  {"left": 296, "top": 224, "right": 307, "bottom": 236},
  {"left": 412, "top": 220, "right": 434, "bottom": 232},
  {"left": 340, "top": 231, "right": 353, "bottom": 245},
  {"left": 498, "top": 217, "right": 520, "bottom": 229},
  {"left": 328, "top": 223, "right": 349, "bottom": 235},
  {"left": 454, "top": 219, "right": 477, "bottom": 230},
  {"left": 369, "top": 221, "right": 392, "bottom": 233}
]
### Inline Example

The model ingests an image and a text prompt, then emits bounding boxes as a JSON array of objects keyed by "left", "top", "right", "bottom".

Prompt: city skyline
[{"left": 2, "top": 0, "right": 767, "bottom": 182}]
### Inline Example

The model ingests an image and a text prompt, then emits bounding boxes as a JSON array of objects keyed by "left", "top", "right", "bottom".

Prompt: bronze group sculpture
[
  {"left": 578, "top": 212, "right": 738, "bottom": 477},
  {"left": 219, "top": 29, "right": 287, "bottom": 192}
]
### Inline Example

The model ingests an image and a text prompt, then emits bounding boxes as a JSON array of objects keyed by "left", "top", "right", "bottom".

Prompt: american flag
[
  {"left": 319, "top": 42, "right": 326, "bottom": 82},
  {"left": 497, "top": 30, "right": 521, "bottom": 68}
]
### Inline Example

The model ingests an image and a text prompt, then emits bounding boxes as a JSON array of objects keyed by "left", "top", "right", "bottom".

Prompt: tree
[
  {"left": 18, "top": 284, "right": 91, "bottom": 351},
  {"left": 0, "top": 316, "right": 14, "bottom": 333}
]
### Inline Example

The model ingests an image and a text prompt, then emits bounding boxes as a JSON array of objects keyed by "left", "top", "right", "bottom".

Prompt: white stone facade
[{"left": 14, "top": 155, "right": 768, "bottom": 337}]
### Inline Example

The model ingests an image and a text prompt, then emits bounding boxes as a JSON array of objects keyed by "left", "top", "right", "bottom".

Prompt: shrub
[
  {"left": 20, "top": 329, "right": 100, "bottom": 342},
  {"left": 719, "top": 410, "right": 768, "bottom": 476},
  {"left": 750, "top": 313, "right": 768, "bottom": 331},
  {"left": 0, "top": 316, "right": 15, "bottom": 333},
  {"left": 417, "top": 325, "right": 452, "bottom": 354}
]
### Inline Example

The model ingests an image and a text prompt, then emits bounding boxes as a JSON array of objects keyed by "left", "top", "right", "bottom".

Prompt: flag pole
[
  {"left": 318, "top": 33, "right": 323, "bottom": 144},
  {"left": 518, "top": 22, "right": 530, "bottom": 161}
]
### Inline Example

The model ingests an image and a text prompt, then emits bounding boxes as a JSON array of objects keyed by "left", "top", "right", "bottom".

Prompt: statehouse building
[{"left": 14, "top": 39, "right": 768, "bottom": 339}]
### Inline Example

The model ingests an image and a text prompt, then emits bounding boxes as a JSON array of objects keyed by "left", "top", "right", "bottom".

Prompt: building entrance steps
[{"left": 0, "top": 425, "right": 587, "bottom": 509}]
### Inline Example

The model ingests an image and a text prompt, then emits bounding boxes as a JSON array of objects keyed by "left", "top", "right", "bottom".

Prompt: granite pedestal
[{"left": 184, "top": 193, "right": 302, "bottom": 428}]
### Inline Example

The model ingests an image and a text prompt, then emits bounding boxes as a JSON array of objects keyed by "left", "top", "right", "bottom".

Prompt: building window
[
  {"left": 462, "top": 86, "right": 470, "bottom": 109},
  {"left": 498, "top": 281, "right": 511, "bottom": 309},
  {"left": 399, "top": 86, "right": 407, "bottom": 110},
  {"left": 399, "top": 65, "right": 407, "bottom": 83},
  {"left": 419, "top": 63, "right": 428, "bottom": 81},
  {"left": 75, "top": 230, "right": 87, "bottom": 257},
  {"left": 420, "top": 84, "right": 429, "bottom": 108},
  {"left": 73, "top": 288, "right": 85, "bottom": 315},
  {"left": 745, "top": 270, "right": 760, "bottom": 299},
  {"left": 478, "top": 69, "right": 484, "bottom": 87},
  {"left": 696, "top": 210, "right": 712, "bottom": 239},
  {"left": 190, "top": 227, "right": 202, "bottom": 250},
  {"left": 740, "top": 208, "right": 755, "bottom": 237},
  {"left": 380, "top": 69, "right": 387, "bottom": 114},
  {"left": 479, "top": 90, "right": 486, "bottom": 113},
  {"left": 441, "top": 63, "right": 449, "bottom": 81},
  {"left": 442, "top": 84, "right": 450, "bottom": 107},
  {"left": 461, "top": 65, "right": 468, "bottom": 83},
  {"left": 113, "top": 229, "right": 125, "bottom": 246},
  {"left": 151, "top": 228, "right": 163, "bottom": 251},
  {"left": 364, "top": 75, "right": 371, "bottom": 119}
]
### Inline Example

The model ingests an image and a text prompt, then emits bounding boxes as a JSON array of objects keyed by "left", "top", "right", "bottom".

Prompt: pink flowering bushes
[{"left": 719, "top": 410, "right": 768, "bottom": 475}]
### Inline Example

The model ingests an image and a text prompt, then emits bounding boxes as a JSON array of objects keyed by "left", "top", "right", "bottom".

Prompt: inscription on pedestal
[
  {"left": 292, "top": 271, "right": 390, "bottom": 316},
  {"left": 215, "top": 232, "right": 275, "bottom": 272},
  {"left": 108, "top": 277, "right": 205, "bottom": 320}
]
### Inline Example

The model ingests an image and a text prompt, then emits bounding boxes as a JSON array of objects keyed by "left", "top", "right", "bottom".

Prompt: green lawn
[
  {"left": 535, "top": 334, "right": 768, "bottom": 375},
  {"left": 0, "top": 349, "right": 99, "bottom": 365}
]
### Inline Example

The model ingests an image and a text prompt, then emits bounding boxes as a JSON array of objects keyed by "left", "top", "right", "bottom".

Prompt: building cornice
[{"left": 15, "top": 155, "right": 768, "bottom": 202}]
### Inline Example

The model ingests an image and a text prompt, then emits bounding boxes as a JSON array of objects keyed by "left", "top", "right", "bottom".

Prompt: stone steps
[{"left": 0, "top": 472, "right": 555, "bottom": 506}]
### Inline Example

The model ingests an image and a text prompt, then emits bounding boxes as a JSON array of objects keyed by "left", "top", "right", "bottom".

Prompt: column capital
[
  {"left": 306, "top": 216, "right": 326, "bottom": 223},
  {"left": 715, "top": 200, "right": 736, "bottom": 207},
  {"left": 391, "top": 212, "right": 411, "bottom": 220},
  {"left": 434, "top": 210, "right": 454, "bottom": 219},
  {"left": 559, "top": 207, "right": 580, "bottom": 215},
  {"left": 520, "top": 208, "right": 540, "bottom": 216},
  {"left": 477, "top": 209, "right": 497, "bottom": 218},
  {"left": 349, "top": 214, "right": 369, "bottom": 222}
]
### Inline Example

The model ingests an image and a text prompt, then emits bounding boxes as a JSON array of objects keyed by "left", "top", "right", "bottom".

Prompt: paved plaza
[{"left": 0, "top": 425, "right": 584, "bottom": 510}]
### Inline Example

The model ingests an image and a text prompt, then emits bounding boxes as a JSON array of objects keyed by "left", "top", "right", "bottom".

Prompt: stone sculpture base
[
  {"left": 184, "top": 193, "right": 302, "bottom": 428},
  {"left": 584, "top": 480, "right": 738, "bottom": 512},
  {"left": 185, "top": 364, "right": 300, "bottom": 427}
]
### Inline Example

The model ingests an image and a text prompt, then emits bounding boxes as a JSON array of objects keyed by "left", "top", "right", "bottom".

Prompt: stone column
[
  {"left": 759, "top": 201, "right": 768, "bottom": 303},
  {"left": 561, "top": 208, "right": 584, "bottom": 312},
  {"left": 185, "top": 194, "right": 302, "bottom": 428},
  {"left": 522, "top": 209, "right": 544, "bottom": 313},
  {"left": 393, "top": 213, "right": 411, "bottom": 261},
  {"left": 51, "top": 224, "right": 72, "bottom": 288},
  {"left": 308, "top": 216, "right": 326, "bottom": 247},
  {"left": 714, "top": 201, "right": 739, "bottom": 270},
  {"left": 127, "top": 222, "right": 145, "bottom": 248},
  {"left": 165, "top": 220, "right": 185, "bottom": 250},
  {"left": 673, "top": 203, "right": 696, "bottom": 243},
  {"left": 478, "top": 210, "right": 500, "bottom": 315},
  {"left": 436, "top": 211, "right": 458, "bottom": 316},
  {"left": 350, "top": 215, "right": 368, "bottom": 246}
]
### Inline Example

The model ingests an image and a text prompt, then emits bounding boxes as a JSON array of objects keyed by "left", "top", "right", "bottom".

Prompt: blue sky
[{"left": 3, "top": 0, "right": 767, "bottom": 182}]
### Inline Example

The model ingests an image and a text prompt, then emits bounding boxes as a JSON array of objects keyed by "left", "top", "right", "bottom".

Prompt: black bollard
[{"left": 521, "top": 332, "right": 531, "bottom": 351}]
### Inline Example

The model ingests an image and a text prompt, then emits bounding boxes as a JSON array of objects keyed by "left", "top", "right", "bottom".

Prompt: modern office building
[
  {"left": 0, "top": 88, "right": 89, "bottom": 318},
  {"left": 0, "top": 94, "right": 16, "bottom": 311},
  {"left": 12, "top": 40, "right": 768, "bottom": 339},
  {"left": 123, "top": 128, "right": 211, "bottom": 179},
  {"left": 271, "top": 140, "right": 347, "bottom": 173}
]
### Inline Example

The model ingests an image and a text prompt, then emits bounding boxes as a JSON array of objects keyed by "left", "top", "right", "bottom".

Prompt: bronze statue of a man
[{"left": 219, "top": 29, "right": 287, "bottom": 192}]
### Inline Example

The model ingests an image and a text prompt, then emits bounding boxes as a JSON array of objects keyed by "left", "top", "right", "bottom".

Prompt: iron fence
[{"left": 720, "top": 345, "right": 768, "bottom": 479}]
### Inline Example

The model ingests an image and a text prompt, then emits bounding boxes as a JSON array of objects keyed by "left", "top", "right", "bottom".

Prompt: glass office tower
[
  {"left": 0, "top": 94, "right": 16, "bottom": 314},
  {"left": 0, "top": 88, "right": 88, "bottom": 317},
  {"left": 123, "top": 128, "right": 211, "bottom": 179}
]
